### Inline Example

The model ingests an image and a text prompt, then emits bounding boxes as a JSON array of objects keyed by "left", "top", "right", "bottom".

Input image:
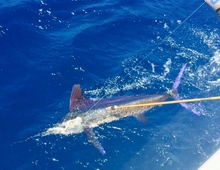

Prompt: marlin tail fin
[{"left": 171, "top": 64, "right": 200, "bottom": 116}]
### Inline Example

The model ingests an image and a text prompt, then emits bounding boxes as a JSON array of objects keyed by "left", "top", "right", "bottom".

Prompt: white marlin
[{"left": 41, "top": 64, "right": 199, "bottom": 154}]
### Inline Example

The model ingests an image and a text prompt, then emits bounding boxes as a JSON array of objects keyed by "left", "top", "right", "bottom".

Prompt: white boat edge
[{"left": 198, "top": 148, "right": 220, "bottom": 170}]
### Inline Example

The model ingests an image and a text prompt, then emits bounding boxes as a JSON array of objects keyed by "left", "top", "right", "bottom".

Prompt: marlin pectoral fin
[
  {"left": 134, "top": 113, "right": 148, "bottom": 124},
  {"left": 84, "top": 126, "right": 106, "bottom": 155}
]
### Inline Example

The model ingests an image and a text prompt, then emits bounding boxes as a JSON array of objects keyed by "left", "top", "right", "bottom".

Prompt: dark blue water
[{"left": 1, "top": 0, "right": 220, "bottom": 169}]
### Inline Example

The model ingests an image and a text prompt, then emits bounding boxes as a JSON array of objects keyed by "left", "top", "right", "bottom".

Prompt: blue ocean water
[{"left": 1, "top": 0, "right": 220, "bottom": 169}]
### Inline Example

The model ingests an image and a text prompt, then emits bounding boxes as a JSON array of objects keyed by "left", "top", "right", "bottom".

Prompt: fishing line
[
  {"left": 85, "top": 2, "right": 206, "bottom": 112},
  {"left": 129, "top": 1, "right": 206, "bottom": 73}
]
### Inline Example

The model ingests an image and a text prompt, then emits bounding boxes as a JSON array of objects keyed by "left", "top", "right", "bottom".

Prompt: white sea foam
[
  {"left": 210, "top": 51, "right": 220, "bottom": 65},
  {"left": 163, "top": 58, "right": 172, "bottom": 77},
  {"left": 208, "top": 79, "right": 220, "bottom": 86}
]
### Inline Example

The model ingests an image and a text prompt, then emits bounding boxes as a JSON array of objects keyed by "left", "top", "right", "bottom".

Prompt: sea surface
[{"left": 1, "top": 0, "right": 220, "bottom": 169}]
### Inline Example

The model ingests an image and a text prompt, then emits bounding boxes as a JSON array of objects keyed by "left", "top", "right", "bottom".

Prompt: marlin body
[
  {"left": 44, "top": 93, "right": 169, "bottom": 135},
  {"left": 42, "top": 64, "right": 198, "bottom": 154}
]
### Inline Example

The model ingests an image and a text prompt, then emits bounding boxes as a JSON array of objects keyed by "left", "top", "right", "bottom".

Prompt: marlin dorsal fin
[{"left": 69, "top": 84, "right": 84, "bottom": 111}]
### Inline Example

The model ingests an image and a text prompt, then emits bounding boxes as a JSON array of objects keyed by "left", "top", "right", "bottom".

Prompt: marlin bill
[{"left": 42, "top": 64, "right": 200, "bottom": 154}]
